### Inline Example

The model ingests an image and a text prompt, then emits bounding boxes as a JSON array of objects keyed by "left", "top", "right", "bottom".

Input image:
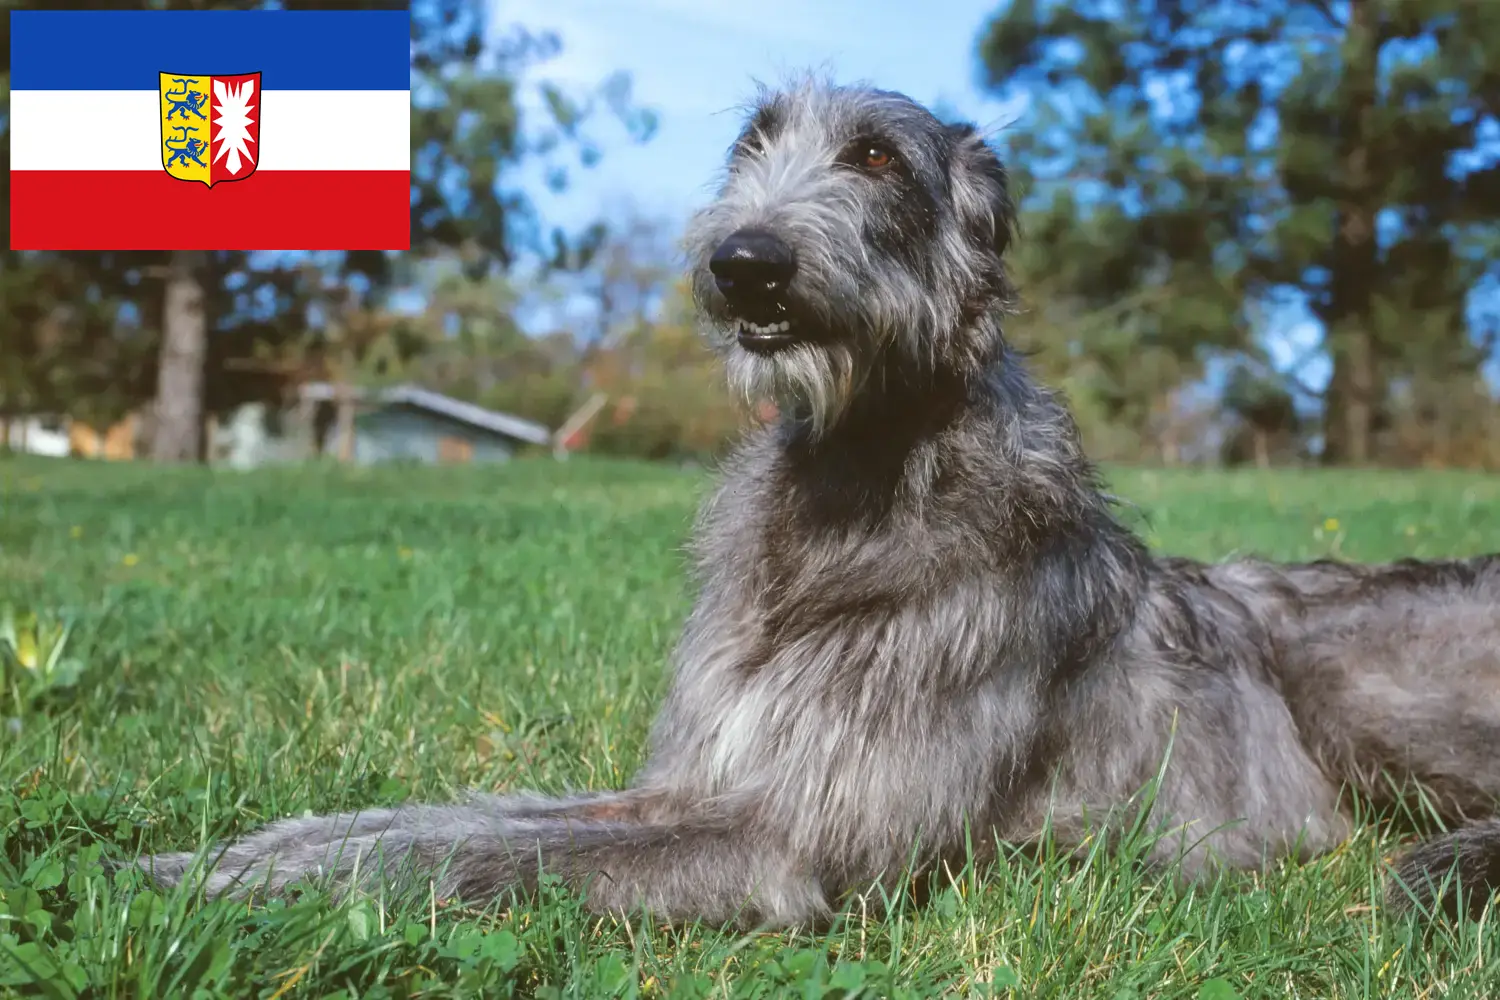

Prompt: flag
[{"left": 9, "top": 10, "right": 411, "bottom": 251}]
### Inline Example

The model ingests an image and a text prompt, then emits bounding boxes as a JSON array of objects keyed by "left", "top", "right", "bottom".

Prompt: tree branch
[{"left": 1307, "top": 0, "right": 1346, "bottom": 30}]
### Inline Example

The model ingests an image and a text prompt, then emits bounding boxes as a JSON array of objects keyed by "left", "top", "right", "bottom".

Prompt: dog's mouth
[{"left": 735, "top": 318, "right": 800, "bottom": 354}]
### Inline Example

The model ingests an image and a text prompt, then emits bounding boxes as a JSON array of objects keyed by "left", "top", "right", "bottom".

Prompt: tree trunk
[
  {"left": 1254, "top": 428, "right": 1270, "bottom": 469},
  {"left": 1321, "top": 0, "right": 1381, "bottom": 466},
  {"left": 336, "top": 345, "right": 357, "bottom": 464},
  {"left": 1325, "top": 322, "right": 1378, "bottom": 465},
  {"left": 335, "top": 387, "right": 357, "bottom": 463},
  {"left": 295, "top": 391, "right": 318, "bottom": 459},
  {"left": 150, "top": 251, "right": 208, "bottom": 463}
]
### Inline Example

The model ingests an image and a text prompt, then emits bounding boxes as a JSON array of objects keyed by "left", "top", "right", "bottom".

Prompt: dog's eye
[
  {"left": 838, "top": 139, "right": 898, "bottom": 174},
  {"left": 862, "top": 145, "right": 893, "bottom": 170}
]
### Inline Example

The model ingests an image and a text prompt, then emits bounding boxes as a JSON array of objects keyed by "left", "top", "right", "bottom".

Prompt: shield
[{"left": 159, "top": 72, "right": 261, "bottom": 187}]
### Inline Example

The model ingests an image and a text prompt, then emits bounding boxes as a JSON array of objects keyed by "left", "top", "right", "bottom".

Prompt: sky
[{"left": 493, "top": 0, "right": 1023, "bottom": 233}]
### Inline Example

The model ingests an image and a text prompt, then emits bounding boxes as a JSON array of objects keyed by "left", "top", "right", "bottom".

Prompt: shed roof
[{"left": 299, "top": 382, "right": 553, "bottom": 446}]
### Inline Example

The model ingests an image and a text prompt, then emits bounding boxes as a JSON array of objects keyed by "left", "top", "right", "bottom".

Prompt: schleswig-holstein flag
[{"left": 10, "top": 9, "right": 410, "bottom": 250}]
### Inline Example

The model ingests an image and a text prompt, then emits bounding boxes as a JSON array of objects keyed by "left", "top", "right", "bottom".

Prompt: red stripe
[{"left": 11, "top": 170, "right": 411, "bottom": 250}]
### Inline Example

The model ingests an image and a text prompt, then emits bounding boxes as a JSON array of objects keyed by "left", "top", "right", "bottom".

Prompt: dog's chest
[
  {"left": 702, "top": 630, "right": 877, "bottom": 790},
  {"left": 691, "top": 605, "right": 1005, "bottom": 814},
  {"left": 691, "top": 630, "right": 1022, "bottom": 866},
  {"left": 665, "top": 453, "right": 1017, "bottom": 841}
]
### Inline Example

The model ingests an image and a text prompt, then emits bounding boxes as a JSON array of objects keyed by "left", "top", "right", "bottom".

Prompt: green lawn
[{"left": 3, "top": 454, "right": 1500, "bottom": 998}]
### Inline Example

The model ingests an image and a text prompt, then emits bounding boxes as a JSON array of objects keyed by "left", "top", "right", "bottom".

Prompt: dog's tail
[{"left": 1386, "top": 820, "right": 1500, "bottom": 920}]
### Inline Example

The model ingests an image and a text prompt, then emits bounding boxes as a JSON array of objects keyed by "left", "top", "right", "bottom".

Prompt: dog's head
[{"left": 684, "top": 77, "right": 1016, "bottom": 435}]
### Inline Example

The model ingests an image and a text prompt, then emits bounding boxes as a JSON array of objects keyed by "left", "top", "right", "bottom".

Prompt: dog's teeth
[{"left": 736, "top": 320, "right": 792, "bottom": 336}]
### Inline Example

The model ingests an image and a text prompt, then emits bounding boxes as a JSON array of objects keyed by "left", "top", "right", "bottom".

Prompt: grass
[{"left": 3, "top": 453, "right": 1500, "bottom": 998}]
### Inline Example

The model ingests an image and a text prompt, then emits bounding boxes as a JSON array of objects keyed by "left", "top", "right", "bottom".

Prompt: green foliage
[
  {"left": 398, "top": 1, "right": 651, "bottom": 281},
  {"left": 0, "top": 605, "right": 85, "bottom": 721},
  {"left": 980, "top": 0, "right": 1500, "bottom": 464},
  {"left": 584, "top": 380, "right": 743, "bottom": 463},
  {"left": 578, "top": 282, "right": 747, "bottom": 462},
  {"left": 0, "top": 257, "right": 159, "bottom": 431},
  {"left": 4, "top": 455, "right": 1500, "bottom": 994},
  {"left": 480, "top": 370, "right": 584, "bottom": 434}
]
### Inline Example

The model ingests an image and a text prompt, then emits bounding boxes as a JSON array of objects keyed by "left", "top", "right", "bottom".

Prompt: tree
[
  {"left": 0, "top": 255, "right": 158, "bottom": 446},
  {"left": 978, "top": 0, "right": 1500, "bottom": 466},
  {"left": 549, "top": 209, "right": 678, "bottom": 348},
  {"left": 400, "top": 267, "right": 579, "bottom": 429},
  {"left": 582, "top": 278, "right": 746, "bottom": 462},
  {"left": 1221, "top": 363, "right": 1304, "bottom": 467}
]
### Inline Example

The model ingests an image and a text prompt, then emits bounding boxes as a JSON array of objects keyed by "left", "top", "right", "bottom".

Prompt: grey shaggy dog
[{"left": 140, "top": 78, "right": 1500, "bottom": 926}]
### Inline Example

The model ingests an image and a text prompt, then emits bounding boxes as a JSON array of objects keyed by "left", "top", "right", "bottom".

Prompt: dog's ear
[{"left": 945, "top": 123, "right": 1015, "bottom": 260}]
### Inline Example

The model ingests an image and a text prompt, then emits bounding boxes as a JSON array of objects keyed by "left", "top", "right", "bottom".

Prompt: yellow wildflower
[
  {"left": 1323, "top": 518, "right": 1340, "bottom": 533},
  {"left": 15, "top": 629, "right": 37, "bottom": 670},
  {"left": 69, "top": 525, "right": 83, "bottom": 538},
  {"left": 121, "top": 553, "right": 139, "bottom": 567}
]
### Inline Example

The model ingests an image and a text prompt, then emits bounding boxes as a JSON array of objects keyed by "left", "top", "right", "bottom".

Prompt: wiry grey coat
[{"left": 140, "top": 78, "right": 1500, "bottom": 926}]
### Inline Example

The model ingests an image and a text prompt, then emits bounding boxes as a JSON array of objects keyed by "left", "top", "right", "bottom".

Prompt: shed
[{"left": 300, "top": 382, "right": 552, "bottom": 465}]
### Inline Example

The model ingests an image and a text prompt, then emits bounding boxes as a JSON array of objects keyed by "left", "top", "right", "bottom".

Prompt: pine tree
[{"left": 979, "top": 0, "right": 1500, "bottom": 464}]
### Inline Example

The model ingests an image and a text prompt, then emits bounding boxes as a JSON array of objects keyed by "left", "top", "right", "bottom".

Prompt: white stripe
[{"left": 10, "top": 89, "right": 410, "bottom": 171}]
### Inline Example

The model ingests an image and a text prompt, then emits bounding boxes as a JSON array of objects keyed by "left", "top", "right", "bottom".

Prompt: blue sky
[{"left": 493, "top": 0, "right": 1022, "bottom": 232}]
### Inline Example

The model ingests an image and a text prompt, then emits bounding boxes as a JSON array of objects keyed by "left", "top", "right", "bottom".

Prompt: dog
[{"left": 139, "top": 77, "right": 1500, "bottom": 926}]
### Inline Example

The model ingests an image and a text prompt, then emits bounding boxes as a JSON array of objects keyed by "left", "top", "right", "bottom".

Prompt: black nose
[{"left": 709, "top": 229, "right": 797, "bottom": 303}]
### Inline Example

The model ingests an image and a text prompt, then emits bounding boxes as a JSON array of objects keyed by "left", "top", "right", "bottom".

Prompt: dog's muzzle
[{"left": 709, "top": 228, "right": 803, "bottom": 354}]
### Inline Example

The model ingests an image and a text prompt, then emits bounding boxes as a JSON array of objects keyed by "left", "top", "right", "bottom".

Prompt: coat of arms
[{"left": 158, "top": 72, "right": 261, "bottom": 187}]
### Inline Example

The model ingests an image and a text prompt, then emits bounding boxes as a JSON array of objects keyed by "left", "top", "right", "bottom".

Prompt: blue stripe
[{"left": 11, "top": 10, "right": 410, "bottom": 91}]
